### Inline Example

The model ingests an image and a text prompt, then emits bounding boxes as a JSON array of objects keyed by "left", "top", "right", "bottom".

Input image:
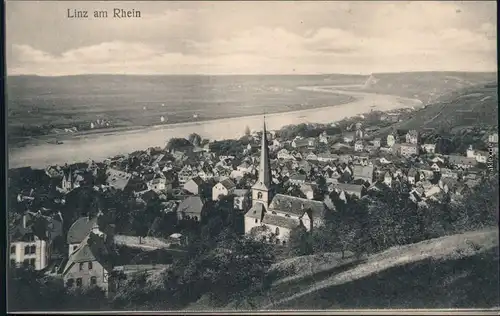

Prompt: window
[
  {"left": 275, "top": 227, "right": 280, "bottom": 235},
  {"left": 282, "top": 240, "right": 286, "bottom": 245},
  {"left": 275, "top": 239, "right": 280, "bottom": 244},
  {"left": 255, "top": 219, "right": 258, "bottom": 223},
  {"left": 76, "top": 278, "right": 83, "bottom": 287},
  {"left": 24, "top": 246, "right": 30, "bottom": 255},
  {"left": 10, "top": 259, "right": 16, "bottom": 267},
  {"left": 90, "top": 276, "right": 97, "bottom": 285},
  {"left": 30, "top": 245, "right": 36, "bottom": 254},
  {"left": 257, "top": 192, "right": 263, "bottom": 199},
  {"left": 73, "top": 245, "right": 78, "bottom": 251},
  {"left": 10, "top": 245, "right": 16, "bottom": 254},
  {"left": 23, "top": 259, "right": 29, "bottom": 266},
  {"left": 29, "top": 258, "right": 36, "bottom": 267},
  {"left": 79, "top": 263, "right": 84, "bottom": 271},
  {"left": 67, "top": 278, "right": 75, "bottom": 287},
  {"left": 88, "top": 262, "right": 93, "bottom": 270}
]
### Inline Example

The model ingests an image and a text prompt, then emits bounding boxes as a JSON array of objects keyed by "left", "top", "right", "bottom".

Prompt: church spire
[{"left": 253, "top": 116, "right": 271, "bottom": 191}]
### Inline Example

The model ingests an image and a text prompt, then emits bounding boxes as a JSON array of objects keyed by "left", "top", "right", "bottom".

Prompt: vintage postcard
[{"left": 5, "top": 1, "right": 499, "bottom": 313}]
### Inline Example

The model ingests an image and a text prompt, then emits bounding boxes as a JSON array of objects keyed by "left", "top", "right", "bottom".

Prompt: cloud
[{"left": 6, "top": 1, "right": 497, "bottom": 75}]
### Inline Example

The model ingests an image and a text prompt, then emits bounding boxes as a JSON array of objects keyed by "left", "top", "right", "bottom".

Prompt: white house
[
  {"left": 354, "top": 140, "right": 364, "bottom": 152},
  {"left": 475, "top": 150, "right": 488, "bottom": 164},
  {"left": 466, "top": 145, "right": 476, "bottom": 158},
  {"left": 10, "top": 211, "right": 63, "bottom": 271},
  {"left": 212, "top": 179, "right": 236, "bottom": 201},
  {"left": 421, "top": 143, "right": 436, "bottom": 154},
  {"left": 387, "top": 134, "right": 396, "bottom": 148},
  {"left": 384, "top": 172, "right": 392, "bottom": 187}
]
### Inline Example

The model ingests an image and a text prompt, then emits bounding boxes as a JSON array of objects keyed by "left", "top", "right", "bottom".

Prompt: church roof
[
  {"left": 262, "top": 213, "right": 300, "bottom": 230},
  {"left": 269, "top": 194, "right": 326, "bottom": 219}
]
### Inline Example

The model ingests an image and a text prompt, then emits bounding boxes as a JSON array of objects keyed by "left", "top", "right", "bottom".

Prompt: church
[{"left": 244, "top": 119, "right": 328, "bottom": 244}]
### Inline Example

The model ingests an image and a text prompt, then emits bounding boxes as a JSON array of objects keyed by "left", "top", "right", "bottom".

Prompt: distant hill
[
  {"left": 394, "top": 82, "right": 498, "bottom": 132},
  {"left": 362, "top": 72, "right": 497, "bottom": 103}
]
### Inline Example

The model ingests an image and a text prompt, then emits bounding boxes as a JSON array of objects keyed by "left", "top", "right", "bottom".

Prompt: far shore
[{"left": 8, "top": 85, "right": 422, "bottom": 169}]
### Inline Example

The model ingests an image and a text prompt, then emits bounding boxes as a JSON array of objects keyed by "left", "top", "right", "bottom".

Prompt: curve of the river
[{"left": 8, "top": 85, "right": 422, "bottom": 169}]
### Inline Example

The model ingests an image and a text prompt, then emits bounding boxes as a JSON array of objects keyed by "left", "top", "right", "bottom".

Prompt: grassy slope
[
  {"left": 369, "top": 82, "right": 498, "bottom": 139},
  {"left": 197, "top": 228, "right": 498, "bottom": 310},
  {"left": 396, "top": 82, "right": 498, "bottom": 131},
  {"left": 363, "top": 72, "right": 497, "bottom": 102},
  {"left": 265, "top": 228, "right": 499, "bottom": 310}
]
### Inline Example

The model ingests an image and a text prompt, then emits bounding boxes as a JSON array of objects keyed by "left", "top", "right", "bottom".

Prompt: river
[{"left": 8, "top": 85, "right": 422, "bottom": 169}]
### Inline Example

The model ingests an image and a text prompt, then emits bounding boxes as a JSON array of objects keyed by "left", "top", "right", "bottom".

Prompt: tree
[
  {"left": 165, "top": 138, "right": 193, "bottom": 152},
  {"left": 288, "top": 226, "right": 314, "bottom": 256}
]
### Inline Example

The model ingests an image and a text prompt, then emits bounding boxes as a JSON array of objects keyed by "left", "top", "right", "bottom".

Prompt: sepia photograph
[{"left": 5, "top": 0, "right": 499, "bottom": 313}]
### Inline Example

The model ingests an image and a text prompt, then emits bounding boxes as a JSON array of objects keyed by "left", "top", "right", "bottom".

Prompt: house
[
  {"left": 440, "top": 168, "right": 459, "bottom": 179},
  {"left": 343, "top": 132, "right": 356, "bottom": 143},
  {"left": 405, "top": 130, "right": 419, "bottom": 144},
  {"left": 9, "top": 211, "right": 63, "bottom": 271},
  {"left": 299, "top": 183, "right": 316, "bottom": 200},
  {"left": 379, "top": 157, "right": 392, "bottom": 164},
  {"left": 317, "top": 153, "right": 339, "bottom": 163},
  {"left": 291, "top": 138, "right": 310, "bottom": 149},
  {"left": 147, "top": 175, "right": 171, "bottom": 193},
  {"left": 383, "top": 172, "right": 392, "bottom": 187},
  {"left": 233, "top": 189, "right": 250, "bottom": 211},
  {"left": 400, "top": 143, "right": 419, "bottom": 157},
  {"left": 466, "top": 145, "right": 476, "bottom": 158},
  {"left": 212, "top": 178, "right": 236, "bottom": 201},
  {"left": 178, "top": 165, "right": 196, "bottom": 185},
  {"left": 183, "top": 176, "right": 205, "bottom": 195},
  {"left": 419, "top": 166, "right": 435, "bottom": 180},
  {"left": 333, "top": 183, "right": 363, "bottom": 198},
  {"left": 447, "top": 155, "right": 477, "bottom": 170},
  {"left": 62, "top": 232, "right": 114, "bottom": 295},
  {"left": 407, "top": 168, "right": 418, "bottom": 185},
  {"left": 430, "top": 156, "right": 445, "bottom": 164},
  {"left": 354, "top": 140, "right": 364, "bottom": 152},
  {"left": 288, "top": 173, "right": 307, "bottom": 185},
  {"left": 355, "top": 129, "right": 364, "bottom": 140},
  {"left": 372, "top": 138, "right": 381, "bottom": 148},
  {"left": 421, "top": 143, "right": 436, "bottom": 154},
  {"left": 475, "top": 150, "right": 488, "bottom": 163},
  {"left": 177, "top": 196, "right": 207, "bottom": 221},
  {"left": 489, "top": 133, "right": 498, "bottom": 144},
  {"left": 237, "top": 161, "right": 254, "bottom": 175},
  {"left": 105, "top": 168, "right": 132, "bottom": 190},
  {"left": 439, "top": 178, "right": 459, "bottom": 194},
  {"left": 318, "top": 131, "right": 330, "bottom": 144},
  {"left": 277, "top": 149, "right": 295, "bottom": 160},
  {"left": 45, "top": 166, "right": 64, "bottom": 179},
  {"left": 352, "top": 165, "right": 374, "bottom": 185},
  {"left": 306, "top": 153, "right": 318, "bottom": 161},
  {"left": 67, "top": 216, "right": 99, "bottom": 257},
  {"left": 386, "top": 134, "right": 396, "bottom": 148},
  {"left": 430, "top": 162, "right": 443, "bottom": 172}
]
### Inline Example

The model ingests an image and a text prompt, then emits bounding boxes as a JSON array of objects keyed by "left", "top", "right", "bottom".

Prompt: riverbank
[{"left": 8, "top": 85, "right": 422, "bottom": 169}]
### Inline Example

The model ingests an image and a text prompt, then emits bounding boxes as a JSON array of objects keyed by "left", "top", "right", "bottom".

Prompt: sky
[{"left": 6, "top": 1, "right": 497, "bottom": 76}]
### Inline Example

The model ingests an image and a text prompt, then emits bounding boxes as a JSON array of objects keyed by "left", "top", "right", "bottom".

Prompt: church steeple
[{"left": 251, "top": 117, "right": 272, "bottom": 209}]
